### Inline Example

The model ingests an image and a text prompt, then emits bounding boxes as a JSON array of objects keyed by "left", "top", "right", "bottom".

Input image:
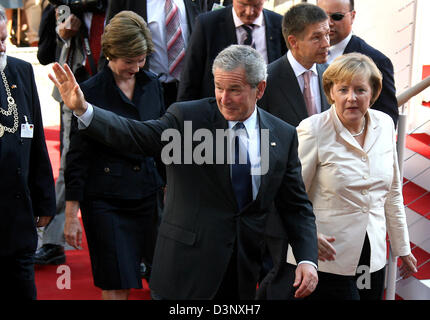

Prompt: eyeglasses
[{"left": 329, "top": 11, "right": 352, "bottom": 21}]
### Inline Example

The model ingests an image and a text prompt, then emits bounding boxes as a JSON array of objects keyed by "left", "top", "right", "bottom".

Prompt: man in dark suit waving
[
  {"left": 317, "top": 0, "right": 399, "bottom": 125},
  {"left": 177, "top": 0, "right": 286, "bottom": 101},
  {"left": 50, "top": 44, "right": 318, "bottom": 300},
  {"left": 258, "top": 3, "right": 331, "bottom": 127}
]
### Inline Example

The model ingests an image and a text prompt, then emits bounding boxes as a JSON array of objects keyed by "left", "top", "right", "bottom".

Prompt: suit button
[
  {"left": 361, "top": 156, "right": 367, "bottom": 162},
  {"left": 15, "top": 193, "right": 21, "bottom": 199},
  {"left": 17, "top": 168, "right": 22, "bottom": 175},
  {"left": 104, "top": 167, "right": 110, "bottom": 173},
  {"left": 133, "top": 165, "right": 141, "bottom": 172},
  {"left": 361, "top": 189, "right": 369, "bottom": 195},
  {"left": 363, "top": 175, "right": 369, "bottom": 180},
  {"left": 362, "top": 207, "right": 368, "bottom": 213}
]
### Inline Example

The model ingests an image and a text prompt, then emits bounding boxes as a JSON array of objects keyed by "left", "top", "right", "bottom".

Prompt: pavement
[{"left": 6, "top": 41, "right": 60, "bottom": 128}]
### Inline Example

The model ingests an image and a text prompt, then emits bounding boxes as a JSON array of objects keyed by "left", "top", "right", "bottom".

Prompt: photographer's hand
[{"left": 57, "top": 13, "right": 81, "bottom": 40}]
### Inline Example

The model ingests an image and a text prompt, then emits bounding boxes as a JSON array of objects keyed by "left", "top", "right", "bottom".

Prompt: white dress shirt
[
  {"left": 287, "top": 106, "right": 411, "bottom": 275},
  {"left": 147, "top": 0, "right": 189, "bottom": 82},
  {"left": 232, "top": 7, "right": 268, "bottom": 64},
  {"left": 327, "top": 31, "right": 353, "bottom": 64},
  {"left": 287, "top": 51, "right": 323, "bottom": 114}
]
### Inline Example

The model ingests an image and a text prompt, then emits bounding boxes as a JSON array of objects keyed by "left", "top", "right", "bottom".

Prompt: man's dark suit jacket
[
  {"left": 177, "top": 6, "right": 287, "bottom": 101},
  {"left": 256, "top": 54, "right": 329, "bottom": 299},
  {"left": 82, "top": 98, "right": 318, "bottom": 299},
  {"left": 258, "top": 54, "right": 330, "bottom": 127},
  {"left": 0, "top": 57, "right": 56, "bottom": 256},
  {"left": 344, "top": 35, "right": 398, "bottom": 125},
  {"left": 65, "top": 66, "right": 165, "bottom": 202},
  {"left": 106, "top": 0, "right": 201, "bottom": 30}
]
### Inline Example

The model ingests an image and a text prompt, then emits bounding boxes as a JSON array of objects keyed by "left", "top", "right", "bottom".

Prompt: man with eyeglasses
[{"left": 317, "top": 0, "right": 399, "bottom": 125}]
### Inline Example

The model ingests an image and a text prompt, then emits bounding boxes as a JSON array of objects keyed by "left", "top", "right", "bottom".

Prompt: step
[
  {"left": 395, "top": 242, "right": 430, "bottom": 300},
  {"left": 410, "top": 242, "right": 430, "bottom": 280},
  {"left": 403, "top": 152, "right": 430, "bottom": 191},
  {"left": 403, "top": 178, "right": 428, "bottom": 207},
  {"left": 405, "top": 208, "right": 430, "bottom": 253},
  {"left": 396, "top": 275, "right": 430, "bottom": 300},
  {"left": 403, "top": 178, "right": 430, "bottom": 219},
  {"left": 406, "top": 134, "right": 430, "bottom": 160}
]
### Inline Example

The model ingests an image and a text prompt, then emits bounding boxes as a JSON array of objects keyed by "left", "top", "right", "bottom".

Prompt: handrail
[{"left": 397, "top": 75, "right": 430, "bottom": 106}]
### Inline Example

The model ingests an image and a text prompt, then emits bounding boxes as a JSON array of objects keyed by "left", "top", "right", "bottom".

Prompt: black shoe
[
  {"left": 34, "top": 244, "right": 66, "bottom": 265},
  {"left": 140, "top": 262, "right": 151, "bottom": 281}
]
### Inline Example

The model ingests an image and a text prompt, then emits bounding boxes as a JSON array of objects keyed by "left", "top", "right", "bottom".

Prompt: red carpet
[{"left": 36, "top": 125, "right": 151, "bottom": 300}]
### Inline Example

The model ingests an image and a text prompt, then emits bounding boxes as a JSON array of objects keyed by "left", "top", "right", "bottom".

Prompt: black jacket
[
  {"left": 0, "top": 57, "right": 56, "bottom": 255},
  {"left": 65, "top": 66, "right": 165, "bottom": 201},
  {"left": 258, "top": 54, "right": 330, "bottom": 127}
]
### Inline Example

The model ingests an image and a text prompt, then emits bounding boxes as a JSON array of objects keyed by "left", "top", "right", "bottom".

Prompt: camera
[{"left": 48, "top": 0, "right": 106, "bottom": 14}]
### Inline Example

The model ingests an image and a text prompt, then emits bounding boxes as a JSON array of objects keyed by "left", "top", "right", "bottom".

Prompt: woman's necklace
[
  {"left": 0, "top": 71, "right": 19, "bottom": 138},
  {"left": 351, "top": 118, "right": 366, "bottom": 137}
]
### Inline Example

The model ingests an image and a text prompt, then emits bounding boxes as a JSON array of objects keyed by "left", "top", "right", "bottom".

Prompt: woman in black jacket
[{"left": 64, "top": 11, "right": 165, "bottom": 300}]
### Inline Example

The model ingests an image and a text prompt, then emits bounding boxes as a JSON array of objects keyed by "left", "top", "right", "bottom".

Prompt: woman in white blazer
[{"left": 288, "top": 53, "right": 417, "bottom": 300}]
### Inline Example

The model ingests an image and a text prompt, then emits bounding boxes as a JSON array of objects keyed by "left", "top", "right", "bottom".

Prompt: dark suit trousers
[
  {"left": 151, "top": 244, "right": 241, "bottom": 300},
  {"left": 0, "top": 251, "right": 37, "bottom": 300},
  {"left": 213, "top": 243, "right": 240, "bottom": 300}
]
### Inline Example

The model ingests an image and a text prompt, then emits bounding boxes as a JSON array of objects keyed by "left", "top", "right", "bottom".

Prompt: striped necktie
[
  {"left": 165, "top": 0, "right": 186, "bottom": 79},
  {"left": 242, "top": 24, "right": 255, "bottom": 48}
]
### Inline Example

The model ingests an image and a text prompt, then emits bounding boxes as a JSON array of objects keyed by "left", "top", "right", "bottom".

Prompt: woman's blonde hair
[
  {"left": 323, "top": 52, "right": 383, "bottom": 106},
  {"left": 102, "top": 11, "right": 154, "bottom": 60}
]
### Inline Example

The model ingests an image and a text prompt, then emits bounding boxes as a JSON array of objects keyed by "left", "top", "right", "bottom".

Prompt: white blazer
[{"left": 287, "top": 105, "right": 411, "bottom": 276}]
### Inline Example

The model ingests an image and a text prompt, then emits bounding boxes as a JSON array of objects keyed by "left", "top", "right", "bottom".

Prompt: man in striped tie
[
  {"left": 105, "top": 0, "right": 201, "bottom": 109},
  {"left": 165, "top": 0, "right": 186, "bottom": 80}
]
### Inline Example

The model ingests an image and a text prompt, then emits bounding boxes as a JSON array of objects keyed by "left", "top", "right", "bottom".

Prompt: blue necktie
[{"left": 231, "top": 122, "right": 253, "bottom": 211}]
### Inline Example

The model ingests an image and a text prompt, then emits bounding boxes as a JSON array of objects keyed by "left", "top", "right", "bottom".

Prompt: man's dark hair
[
  {"left": 349, "top": 0, "right": 355, "bottom": 11},
  {"left": 282, "top": 3, "right": 328, "bottom": 48}
]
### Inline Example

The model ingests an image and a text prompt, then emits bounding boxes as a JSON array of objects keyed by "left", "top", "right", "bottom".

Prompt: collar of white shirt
[
  {"left": 287, "top": 50, "right": 318, "bottom": 78},
  {"left": 328, "top": 31, "right": 353, "bottom": 64},
  {"left": 228, "top": 105, "right": 259, "bottom": 133}
]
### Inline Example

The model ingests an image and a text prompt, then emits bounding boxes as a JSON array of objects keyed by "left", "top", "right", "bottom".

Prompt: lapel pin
[
  {"left": 271, "top": 142, "right": 276, "bottom": 147},
  {"left": 11, "top": 84, "right": 17, "bottom": 89}
]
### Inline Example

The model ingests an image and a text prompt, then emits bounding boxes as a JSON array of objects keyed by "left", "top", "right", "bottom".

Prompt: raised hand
[{"left": 49, "top": 63, "right": 88, "bottom": 116}]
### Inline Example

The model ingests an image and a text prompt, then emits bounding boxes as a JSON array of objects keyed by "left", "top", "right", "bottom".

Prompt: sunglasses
[{"left": 329, "top": 11, "right": 352, "bottom": 21}]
